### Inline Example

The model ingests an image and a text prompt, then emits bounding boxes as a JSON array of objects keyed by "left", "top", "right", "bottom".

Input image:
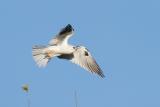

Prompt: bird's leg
[{"left": 46, "top": 50, "right": 55, "bottom": 58}]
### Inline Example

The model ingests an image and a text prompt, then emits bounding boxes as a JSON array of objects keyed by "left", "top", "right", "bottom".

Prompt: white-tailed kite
[{"left": 32, "top": 24, "right": 105, "bottom": 78}]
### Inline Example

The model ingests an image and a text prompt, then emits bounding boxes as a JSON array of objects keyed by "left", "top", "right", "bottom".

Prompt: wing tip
[
  {"left": 97, "top": 71, "right": 105, "bottom": 78},
  {"left": 59, "top": 24, "right": 74, "bottom": 35}
]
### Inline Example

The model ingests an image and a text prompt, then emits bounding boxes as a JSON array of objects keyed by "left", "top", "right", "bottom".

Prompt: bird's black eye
[{"left": 84, "top": 51, "right": 89, "bottom": 56}]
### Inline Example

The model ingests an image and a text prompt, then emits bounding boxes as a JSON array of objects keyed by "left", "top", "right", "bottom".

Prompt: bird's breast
[{"left": 47, "top": 45, "right": 74, "bottom": 54}]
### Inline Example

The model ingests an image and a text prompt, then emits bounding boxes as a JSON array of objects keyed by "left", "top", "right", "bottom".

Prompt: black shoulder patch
[
  {"left": 84, "top": 51, "right": 89, "bottom": 56},
  {"left": 59, "top": 24, "right": 74, "bottom": 35},
  {"left": 57, "top": 53, "right": 74, "bottom": 60}
]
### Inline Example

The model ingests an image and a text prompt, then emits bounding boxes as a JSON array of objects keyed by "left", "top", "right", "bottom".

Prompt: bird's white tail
[{"left": 32, "top": 45, "right": 50, "bottom": 67}]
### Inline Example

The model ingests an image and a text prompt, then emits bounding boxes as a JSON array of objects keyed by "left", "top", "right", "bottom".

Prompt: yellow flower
[{"left": 22, "top": 84, "right": 29, "bottom": 93}]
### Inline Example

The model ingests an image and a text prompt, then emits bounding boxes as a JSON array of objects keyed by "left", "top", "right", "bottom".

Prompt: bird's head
[{"left": 75, "top": 46, "right": 89, "bottom": 53}]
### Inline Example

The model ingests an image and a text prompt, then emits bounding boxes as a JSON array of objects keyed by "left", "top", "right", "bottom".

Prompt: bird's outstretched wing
[
  {"left": 49, "top": 24, "right": 74, "bottom": 45},
  {"left": 58, "top": 46, "right": 105, "bottom": 78}
]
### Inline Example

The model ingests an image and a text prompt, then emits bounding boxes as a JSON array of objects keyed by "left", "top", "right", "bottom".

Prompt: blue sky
[{"left": 0, "top": 0, "right": 160, "bottom": 107}]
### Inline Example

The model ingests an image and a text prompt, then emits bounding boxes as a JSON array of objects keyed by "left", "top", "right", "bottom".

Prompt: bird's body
[
  {"left": 47, "top": 44, "right": 74, "bottom": 55},
  {"left": 32, "top": 24, "right": 105, "bottom": 78}
]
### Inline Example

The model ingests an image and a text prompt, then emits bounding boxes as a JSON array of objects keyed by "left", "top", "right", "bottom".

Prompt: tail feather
[{"left": 32, "top": 45, "right": 50, "bottom": 67}]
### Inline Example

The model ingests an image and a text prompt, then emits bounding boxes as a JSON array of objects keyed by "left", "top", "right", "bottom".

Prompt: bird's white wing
[
  {"left": 58, "top": 46, "right": 105, "bottom": 78},
  {"left": 71, "top": 47, "right": 105, "bottom": 77},
  {"left": 49, "top": 24, "right": 74, "bottom": 45}
]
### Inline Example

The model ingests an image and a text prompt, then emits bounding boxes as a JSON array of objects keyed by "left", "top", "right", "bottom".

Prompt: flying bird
[{"left": 32, "top": 24, "right": 105, "bottom": 78}]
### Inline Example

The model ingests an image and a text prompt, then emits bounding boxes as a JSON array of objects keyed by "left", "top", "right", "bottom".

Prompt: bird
[{"left": 32, "top": 24, "right": 105, "bottom": 78}]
